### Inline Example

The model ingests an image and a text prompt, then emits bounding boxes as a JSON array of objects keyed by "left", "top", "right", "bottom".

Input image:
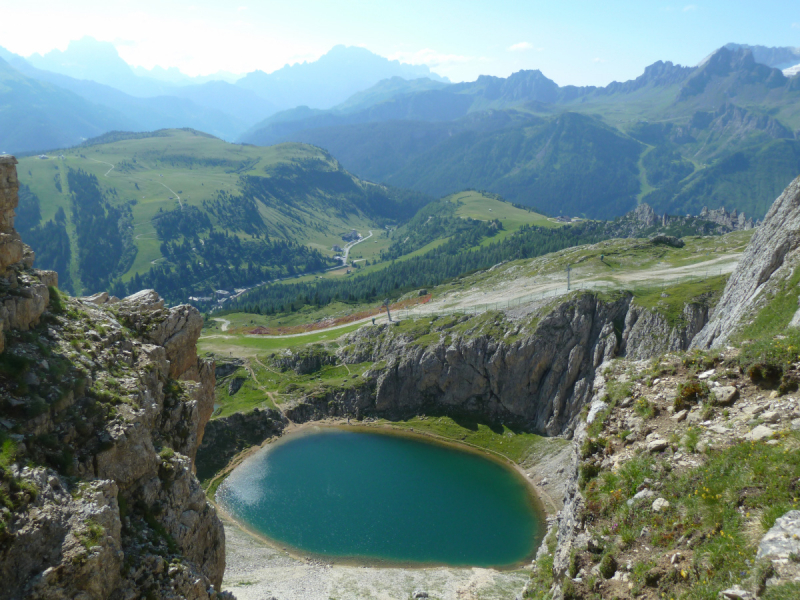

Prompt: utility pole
[
  {"left": 384, "top": 298, "right": 392, "bottom": 322},
  {"left": 566, "top": 264, "right": 572, "bottom": 291}
]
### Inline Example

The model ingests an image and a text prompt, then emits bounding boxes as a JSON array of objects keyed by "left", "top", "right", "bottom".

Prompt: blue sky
[{"left": 3, "top": 0, "right": 799, "bottom": 84}]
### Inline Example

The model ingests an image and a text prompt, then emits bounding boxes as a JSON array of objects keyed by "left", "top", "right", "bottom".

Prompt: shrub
[
  {"left": 674, "top": 379, "right": 709, "bottom": 411},
  {"left": 580, "top": 437, "right": 606, "bottom": 459},
  {"left": 561, "top": 577, "right": 579, "bottom": 600},
  {"left": 634, "top": 398, "right": 656, "bottom": 419},
  {"left": 599, "top": 553, "right": 617, "bottom": 579},
  {"left": 579, "top": 464, "right": 601, "bottom": 489},
  {"left": 747, "top": 363, "right": 784, "bottom": 386},
  {"left": 683, "top": 427, "right": 701, "bottom": 453}
]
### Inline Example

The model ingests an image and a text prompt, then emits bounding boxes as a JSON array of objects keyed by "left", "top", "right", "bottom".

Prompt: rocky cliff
[
  {"left": 692, "top": 174, "right": 800, "bottom": 348},
  {"left": 0, "top": 156, "right": 228, "bottom": 600},
  {"left": 265, "top": 290, "right": 715, "bottom": 438}
]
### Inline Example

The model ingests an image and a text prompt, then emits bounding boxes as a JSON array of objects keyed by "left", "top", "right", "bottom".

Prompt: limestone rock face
[
  {"left": 268, "top": 292, "right": 710, "bottom": 438},
  {"left": 196, "top": 408, "right": 286, "bottom": 482},
  {"left": 0, "top": 156, "right": 54, "bottom": 352},
  {"left": 757, "top": 510, "right": 800, "bottom": 588},
  {"left": 0, "top": 157, "right": 227, "bottom": 600},
  {"left": 693, "top": 175, "right": 800, "bottom": 348},
  {"left": 0, "top": 156, "right": 25, "bottom": 272}
]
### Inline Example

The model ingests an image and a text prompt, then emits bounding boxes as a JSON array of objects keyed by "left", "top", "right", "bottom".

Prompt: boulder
[
  {"left": 719, "top": 586, "right": 755, "bottom": 600},
  {"left": 760, "top": 410, "right": 780, "bottom": 424},
  {"left": 627, "top": 489, "right": 655, "bottom": 507},
  {"left": 711, "top": 386, "right": 739, "bottom": 406},
  {"left": 671, "top": 409, "right": 688, "bottom": 422},
  {"left": 652, "top": 498, "right": 670, "bottom": 512},
  {"left": 745, "top": 425, "right": 774, "bottom": 441},
  {"left": 756, "top": 510, "right": 800, "bottom": 587}
]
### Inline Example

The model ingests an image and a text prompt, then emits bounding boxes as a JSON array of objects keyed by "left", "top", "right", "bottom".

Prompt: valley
[{"left": 3, "top": 16, "right": 800, "bottom": 600}]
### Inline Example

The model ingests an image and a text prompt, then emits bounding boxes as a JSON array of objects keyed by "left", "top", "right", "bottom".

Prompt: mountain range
[
  {"left": 0, "top": 38, "right": 447, "bottom": 152},
  {"left": 239, "top": 46, "right": 800, "bottom": 220},
  {"left": 4, "top": 38, "right": 800, "bottom": 221}
]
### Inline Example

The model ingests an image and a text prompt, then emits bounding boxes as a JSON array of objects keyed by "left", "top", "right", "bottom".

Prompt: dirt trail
[
  {"left": 87, "top": 157, "right": 114, "bottom": 177},
  {"left": 252, "top": 356, "right": 288, "bottom": 419},
  {"left": 212, "top": 317, "right": 231, "bottom": 332},
  {"left": 244, "top": 356, "right": 291, "bottom": 422}
]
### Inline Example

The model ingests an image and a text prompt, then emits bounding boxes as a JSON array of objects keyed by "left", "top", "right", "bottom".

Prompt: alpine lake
[{"left": 216, "top": 427, "right": 544, "bottom": 568}]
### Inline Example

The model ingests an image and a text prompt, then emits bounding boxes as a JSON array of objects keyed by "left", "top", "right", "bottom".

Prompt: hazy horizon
[{"left": 2, "top": 0, "right": 799, "bottom": 86}]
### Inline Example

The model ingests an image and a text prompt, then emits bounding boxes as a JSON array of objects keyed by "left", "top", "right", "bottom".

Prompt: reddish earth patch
[{"left": 248, "top": 295, "right": 432, "bottom": 336}]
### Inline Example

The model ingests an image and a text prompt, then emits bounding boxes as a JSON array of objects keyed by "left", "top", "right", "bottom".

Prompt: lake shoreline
[
  {"left": 214, "top": 422, "right": 545, "bottom": 570},
  {"left": 208, "top": 417, "right": 573, "bottom": 598}
]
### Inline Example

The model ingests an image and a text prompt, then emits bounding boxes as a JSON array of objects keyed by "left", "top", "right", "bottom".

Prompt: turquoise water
[{"left": 217, "top": 428, "right": 543, "bottom": 567}]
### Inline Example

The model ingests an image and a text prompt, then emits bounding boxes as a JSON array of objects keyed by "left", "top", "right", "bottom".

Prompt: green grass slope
[{"left": 16, "top": 129, "right": 430, "bottom": 300}]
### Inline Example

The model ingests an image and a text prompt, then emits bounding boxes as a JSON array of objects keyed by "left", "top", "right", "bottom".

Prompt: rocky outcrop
[
  {"left": 605, "top": 202, "right": 754, "bottom": 239},
  {"left": 0, "top": 157, "right": 228, "bottom": 600},
  {"left": 757, "top": 510, "right": 800, "bottom": 589},
  {"left": 269, "top": 292, "right": 712, "bottom": 437},
  {"left": 699, "top": 205, "right": 757, "bottom": 231},
  {"left": 0, "top": 156, "right": 57, "bottom": 354},
  {"left": 692, "top": 174, "right": 800, "bottom": 348},
  {"left": 622, "top": 302, "right": 710, "bottom": 360}
]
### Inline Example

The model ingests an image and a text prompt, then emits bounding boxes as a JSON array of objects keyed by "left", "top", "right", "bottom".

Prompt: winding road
[{"left": 327, "top": 230, "right": 373, "bottom": 271}]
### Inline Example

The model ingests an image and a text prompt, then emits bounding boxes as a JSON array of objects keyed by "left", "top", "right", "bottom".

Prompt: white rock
[
  {"left": 698, "top": 369, "right": 716, "bottom": 380},
  {"left": 757, "top": 509, "right": 800, "bottom": 560},
  {"left": 745, "top": 404, "right": 766, "bottom": 417},
  {"left": 652, "top": 498, "right": 670, "bottom": 512},
  {"left": 760, "top": 410, "right": 780, "bottom": 424},
  {"left": 627, "top": 489, "right": 656, "bottom": 507},
  {"left": 719, "top": 586, "right": 755, "bottom": 600},
  {"left": 745, "top": 425, "right": 774, "bottom": 441},
  {"left": 647, "top": 439, "right": 668, "bottom": 453},
  {"left": 712, "top": 386, "right": 739, "bottom": 406},
  {"left": 586, "top": 400, "right": 609, "bottom": 425}
]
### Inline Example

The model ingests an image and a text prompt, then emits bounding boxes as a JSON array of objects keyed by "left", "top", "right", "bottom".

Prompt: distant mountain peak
[
  {"left": 700, "top": 43, "right": 800, "bottom": 71},
  {"left": 28, "top": 36, "right": 134, "bottom": 80},
  {"left": 679, "top": 45, "right": 789, "bottom": 102},
  {"left": 236, "top": 45, "right": 448, "bottom": 110}
]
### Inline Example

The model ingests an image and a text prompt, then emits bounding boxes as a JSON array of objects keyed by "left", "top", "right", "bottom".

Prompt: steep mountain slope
[
  {"left": 692, "top": 173, "right": 800, "bottom": 349},
  {"left": 16, "top": 129, "right": 430, "bottom": 302},
  {"left": 715, "top": 43, "right": 800, "bottom": 70},
  {"left": 387, "top": 112, "right": 644, "bottom": 218}
]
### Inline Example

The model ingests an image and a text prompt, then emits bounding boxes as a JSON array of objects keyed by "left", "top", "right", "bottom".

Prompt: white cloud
[
  {"left": 683, "top": 4, "right": 697, "bottom": 11},
  {"left": 237, "top": 6, "right": 247, "bottom": 11},
  {"left": 592, "top": 57, "right": 606, "bottom": 63},
  {"left": 508, "top": 42, "right": 533, "bottom": 52},
  {"left": 793, "top": 22, "right": 800, "bottom": 29},
  {"left": 389, "top": 48, "right": 476, "bottom": 67}
]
